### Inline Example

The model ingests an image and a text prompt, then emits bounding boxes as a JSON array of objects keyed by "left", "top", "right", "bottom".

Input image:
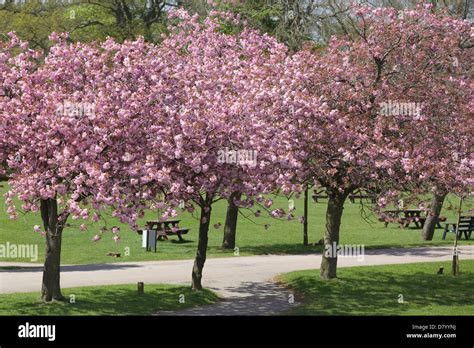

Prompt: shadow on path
[{"left": 155, "top": 281, "right": 297, "bottom": 316}]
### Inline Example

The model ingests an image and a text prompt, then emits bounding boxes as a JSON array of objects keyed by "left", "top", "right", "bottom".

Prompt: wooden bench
[
  {"left": 312, "top": 189, "right": 328, "bottom": 203},
  {"left": 378, "top": 212, "right": 407, "bottom": 228},
  {"left": 144, "top": 220, "right": 190, "bottom": 242},
  {"left": 163, "top": 228, "right": 190, "bottom": 242},
  {"left": 137, "top": 227, "right": 190, "bottom": 241},
  {"left": 379, "top": 209, "right": 438, "bottom": 229},
  {"left": 442, "top": 216, "right": 474, "bottom": 240},
  {"left": 349, "top": 189, "right": 376, "bottom": 204},
  {"left": 400, "top": 210, "right": 423, "bottom": 228}
]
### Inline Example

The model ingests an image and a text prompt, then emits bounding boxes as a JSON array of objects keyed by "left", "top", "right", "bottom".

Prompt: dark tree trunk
[
  {"left": 303, "top": 187, "right": 309, "bottom": 246},
  {"left": 192, "top": 195, "right": 212, "bottom": 290},
  {"left": 144, "top": 24, "right": 152, "bottom": 42},
  {"left": 320, "top": 189, "right": 350, "bottom": 279},
  {"left": 40, "top": 198, "right": 66, "bottom": 302},
  {"left": 221, "top": 191, "right": 241, "bottom": 249},
  {"left": 421, "top": 190, "right": 447, "bottom": 241}
]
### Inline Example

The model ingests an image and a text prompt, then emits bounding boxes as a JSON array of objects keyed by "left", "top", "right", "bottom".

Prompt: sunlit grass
[
  {"left": 0, "top": 284, "right": 219, "bottom": 315},
  {"left": 280, "top": 260, "right": 474, "bottom": 315},
  {"left": 0, "top": 183, "right": 472, "bottom": 265}
]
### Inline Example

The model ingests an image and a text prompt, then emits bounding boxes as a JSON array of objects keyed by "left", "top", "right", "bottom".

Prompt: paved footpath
[{"left": 1, "top": 245, "right": 472, "bottom": 315}]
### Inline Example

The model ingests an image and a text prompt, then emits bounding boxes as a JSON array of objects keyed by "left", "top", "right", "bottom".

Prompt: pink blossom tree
[
  {"left": 0, "top": 33, "right": 41, "bottom": 181},
  {"left": 3, "top": 33, "right": 171, "bottom": 301},
  {"left": 276, "top": 4, "right": 473, "bottom": 278},
  {"left": 2, "top": 8, "right": 291, "bottom": 297},
  {"left": 385, "top": 8, "right": 473, "bottom": 240},
  {"left": 144, "top": 9, "right": 289, "bottom": 290}
]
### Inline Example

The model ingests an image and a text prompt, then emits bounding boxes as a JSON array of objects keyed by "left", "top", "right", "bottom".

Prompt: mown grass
[
  {"left": 280, "top": 260, "right": 474, "bottom": 315},
  {"left": 0, "top": 284, "right": 219, "bottom": 315},
  {"left": 0, "top": 183, "right": 472, "bottom": 264}
]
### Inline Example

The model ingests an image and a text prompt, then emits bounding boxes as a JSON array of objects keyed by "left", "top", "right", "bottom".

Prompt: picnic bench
[
  {"left": 137, "top": 219, "right": 190, "bottom": 252},
  {"left": 143, "top": 219, "right": 190, "bottom": 242},
  {"left": 312, "top": 189, "right": 328, "bottom": 203},
  {"left": 379, "top": 209, "right": 440, "bottom": 229},
  {"left": 442, "top": 215, "right": 473, "bottom": 240},
  {"left": 349, "top": 189, "right": 376, "bottom": 204}
]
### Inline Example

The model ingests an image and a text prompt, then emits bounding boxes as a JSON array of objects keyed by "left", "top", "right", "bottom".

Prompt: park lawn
[
  {"left": 0, "top": 284, "right": 219, "bottom": 315},
  {"left": 0, "top": 183, "right": 472, "bottom": 265},
  {"left": 279, "top": 260, "right": 474, "bottom": 315}
]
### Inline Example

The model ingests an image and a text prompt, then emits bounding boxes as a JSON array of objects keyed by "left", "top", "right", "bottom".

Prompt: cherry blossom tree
[
  {"left": 144, "top": 9, "right": 289, "bottom": 290},
  {"left": 390, "top": 9, "right": 473, "bottom": 240},
  {"left": 355, "top": 4, "right": 473, "bottom": 240},
  {"left": 3, "top": 33, "right": 171, "bottom": 301},
  {"left": 4, "top": 3, "right": 470, "bottom": 297},
  {"left": 2, "top": 8, "right": 291, "bottom": 297},
  {"left": 275, "top": 4, "right": 473, "bottom": 278},
  {"left": 0, "top": 33, "right": 41, "bottom": 182}
]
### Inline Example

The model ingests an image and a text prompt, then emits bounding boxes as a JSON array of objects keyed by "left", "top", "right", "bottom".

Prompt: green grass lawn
[
  {"left": 280, "top": 260, "right": 474, "bottom": 315},
  {"left": 0, "top": 183, "right": 472, "bottom": 265},
  {"left": 0, "top": 284, "right": 219, "bottom": 315}
]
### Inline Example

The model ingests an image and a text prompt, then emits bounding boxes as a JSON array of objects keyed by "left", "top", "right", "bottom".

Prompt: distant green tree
[
  {"left": 0, "top": 0, "right": 178, "bottom": 48},
  {"left": 0, "top": 0, "right": 73, "bottom": 51},
  {"left": 76, "top": 0, "right": 177, "bottom": 42}
]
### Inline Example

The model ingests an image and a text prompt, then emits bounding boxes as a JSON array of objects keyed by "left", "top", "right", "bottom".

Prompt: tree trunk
[
  {"left": 221, "top": 191, "right": 241, "bottom": 249},
  {"left": 320, "top": 189, "right": 350, "bottom": 279},
  {"left": 452, "top": 196, "right": 463, "bottom": 276},
  {"left": 303, "top": 186, "right": 309, "bottom": 246},
  {"left": 421, "top": 190, "right": 447, "bottom": 241},
  {"left": 40, "top": 198, "right": 66, "bottom": 302},
  {"left": 192, "top": 196, "right": 212, "bottom": 290},
  {"left": 144, "top": 25, "right": 152, "bottom": 42}
]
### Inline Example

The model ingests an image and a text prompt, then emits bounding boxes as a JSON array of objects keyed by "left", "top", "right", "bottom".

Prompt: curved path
[{"left": 1, "top": 245, "right": 473, "bottom": 315}]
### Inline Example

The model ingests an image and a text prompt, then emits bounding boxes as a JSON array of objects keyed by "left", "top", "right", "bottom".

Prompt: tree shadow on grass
[
  {"left": 0, "top": 285, "right": 218, "bottom": 316},
  {"left": 236, "top": 243, "right": 324, "bottom": 255},
  {"left": 170, "top": 239, "right": 194, "bottom": 244},
  {"left": 363, "top": 245, "right": 474, "bottom": 257},
  {"left": 0, "top": 263, "right": 143, "bottom": 273},
  {"left": 283, "top": 268, "right": 474, "bottom": 315}
]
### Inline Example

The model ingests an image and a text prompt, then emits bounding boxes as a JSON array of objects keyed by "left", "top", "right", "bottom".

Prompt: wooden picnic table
[
  {"left": 145, "top": 219, "right": 189, "bottom": 242},
  {"left": 312, "top": 189, "right": 328, "bottom": 203},
  {"left": 348, "top": 189, "right": 376, "bottom": 204},
  {"left": 145, "top": 219, "right": 181, "bottom": 230},
  {"left": 137, "top": 219, "right": 191, "bottom": 252},
  {"left": 380, "top": 209, "right": 432, "bottom": 229}
]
